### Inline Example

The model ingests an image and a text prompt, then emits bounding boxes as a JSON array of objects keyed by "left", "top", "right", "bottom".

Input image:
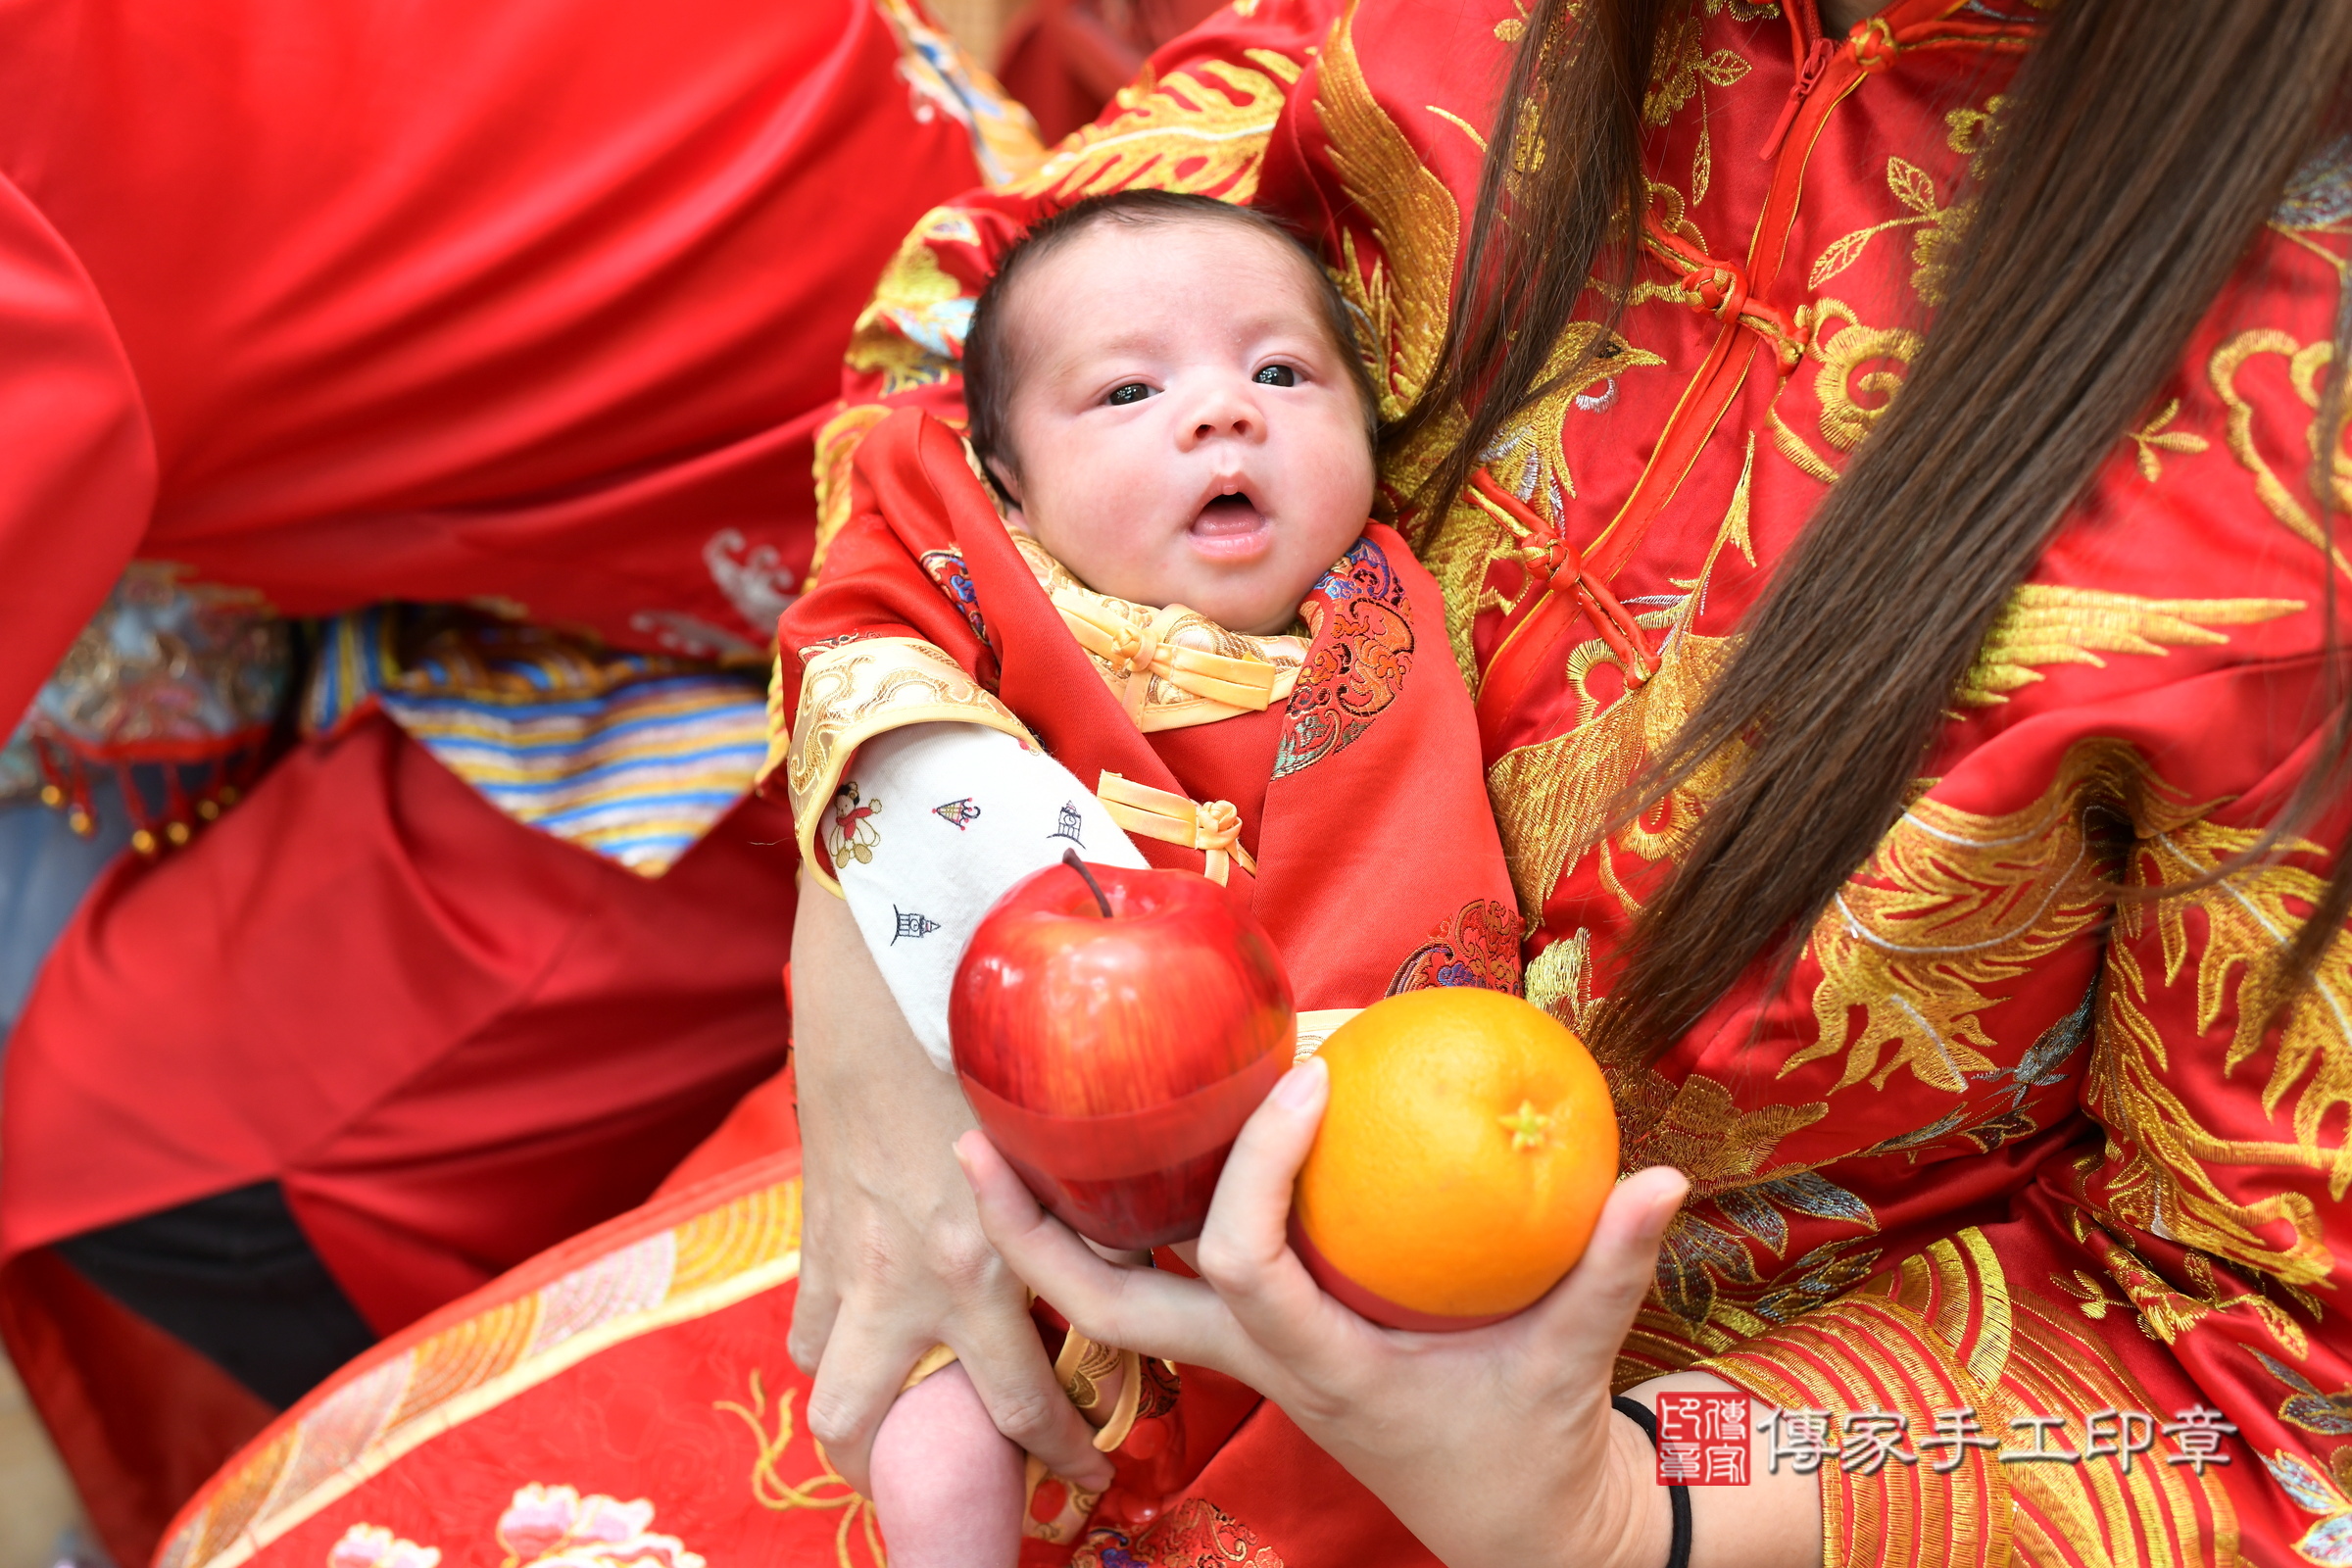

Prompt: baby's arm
[
  {"left": 827, "top": 720, "right": 1147, "bottom": 1070},
  {"left": 819, "top": 721, "right": 1144, "bottom": 1555}
]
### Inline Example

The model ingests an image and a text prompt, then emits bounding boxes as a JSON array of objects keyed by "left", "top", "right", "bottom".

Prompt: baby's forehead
[{"left": 1001, "top": 217, "right": 1334, "bottom": 363}]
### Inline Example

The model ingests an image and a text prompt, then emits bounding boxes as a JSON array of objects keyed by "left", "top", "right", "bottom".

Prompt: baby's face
[{"left": 990, "top": 220, "right": 1376, "bottom": 636}]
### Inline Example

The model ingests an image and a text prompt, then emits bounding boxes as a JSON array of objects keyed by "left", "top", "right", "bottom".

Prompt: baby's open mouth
[
  {"left": 1188, "top": 490, "right": 1273, "bottom": 562},
  {"left": 1195, "top": 492, "right": 1262, "bottom": 530}
]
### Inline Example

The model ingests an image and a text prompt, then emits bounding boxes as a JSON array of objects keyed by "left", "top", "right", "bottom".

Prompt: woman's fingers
[
  {"left": 784, "top": 1256, "right": 842, "bottom": 1378},
  {"left": 801, "top": 1307, "right": 940, "bottom": 1496},
  {"left": 944, "top": 1279, "right": 1116, "bottom": 1494},
  {"left": 1526, "top": 1164, "right": 1690, "bottom": 1361},
  {"left": 956, "top": 1131, "right": 1246, "bottom": 1374},
  {"left": 1187, "top": 1059, "right": 1367, "bottom": 1376}
]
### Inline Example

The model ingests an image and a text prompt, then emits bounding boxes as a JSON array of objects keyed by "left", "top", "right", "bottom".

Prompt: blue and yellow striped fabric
[{"left": 307, "top": 610, "right": 769, "bottom": 876}]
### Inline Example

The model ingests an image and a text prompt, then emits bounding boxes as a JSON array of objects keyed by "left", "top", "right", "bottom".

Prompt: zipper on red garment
[{"left": 1760, "top": 35, "right": 1838, "bottom": 162}]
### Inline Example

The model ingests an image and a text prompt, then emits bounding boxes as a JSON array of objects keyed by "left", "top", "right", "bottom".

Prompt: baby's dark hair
[{"left": 963, "top": 190, "right": 1380, "bottom": 494}]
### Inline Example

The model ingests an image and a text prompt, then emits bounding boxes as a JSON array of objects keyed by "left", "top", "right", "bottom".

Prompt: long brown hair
[{"left": 1392, "top": 1, "right": 2352, "bottom": 1062}]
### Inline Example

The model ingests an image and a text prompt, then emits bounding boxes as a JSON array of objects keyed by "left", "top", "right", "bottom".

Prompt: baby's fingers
[{"left": 956, "top": 1131, "right": 1250, "bottom": 1376}]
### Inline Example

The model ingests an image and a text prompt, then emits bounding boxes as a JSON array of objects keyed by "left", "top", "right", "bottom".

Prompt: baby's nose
[{"left": 1186, "top": 386, "right": 1260, "bottom": 443}]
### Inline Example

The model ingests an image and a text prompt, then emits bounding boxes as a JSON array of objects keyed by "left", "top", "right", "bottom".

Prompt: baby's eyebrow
[{"left": 1060, "top": 317, "right": 1325, "bottom": 367}]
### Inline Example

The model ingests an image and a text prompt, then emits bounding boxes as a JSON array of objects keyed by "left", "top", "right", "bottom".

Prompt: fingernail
[{"left": 1274, "top": 1055, "right": 1326, "bottom": 1108}]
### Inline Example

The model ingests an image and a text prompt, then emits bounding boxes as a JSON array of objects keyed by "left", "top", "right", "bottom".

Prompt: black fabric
[
  {"left": 1612, "top": 1394, "right": 1693, "bottom": 1568},
  {"left": 55, "top": 1179, "right": 376, "bottom": 1409}
]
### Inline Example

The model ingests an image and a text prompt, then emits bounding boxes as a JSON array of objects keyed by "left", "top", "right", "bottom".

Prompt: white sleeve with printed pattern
[{"left": 829, "top": 721, "right": 1148, "bottom": 1071}]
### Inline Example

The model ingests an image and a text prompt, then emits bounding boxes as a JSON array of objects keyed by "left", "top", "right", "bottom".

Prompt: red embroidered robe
[{"left": 773, "top": 407, "right": 1522, "bottom": 1008}]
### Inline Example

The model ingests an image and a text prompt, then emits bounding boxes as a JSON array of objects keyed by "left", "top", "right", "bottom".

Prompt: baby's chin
[{"left": 1182, "top": 573, "right": 1319, "bottom": 636}]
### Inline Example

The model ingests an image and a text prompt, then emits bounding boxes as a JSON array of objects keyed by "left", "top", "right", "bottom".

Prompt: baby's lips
[
  {"left": 1185, "top": 503, "right": 1274, "bottom": 563},
  {"left": 1190, "top": 493, "right": 1266, "bottom": 537}
]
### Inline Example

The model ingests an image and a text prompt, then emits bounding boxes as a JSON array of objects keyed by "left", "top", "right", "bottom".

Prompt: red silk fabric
[{"left": 0, "top": 0, "right": 986, "bottom": 734}]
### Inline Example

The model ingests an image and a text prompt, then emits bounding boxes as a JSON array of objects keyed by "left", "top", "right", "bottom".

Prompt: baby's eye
[
  {"left": 1106, "top": 382, "right": 1152, "bottom": 406},
  {"left": 1254, "top": 365, "right": 1298, "bottom": 387}
]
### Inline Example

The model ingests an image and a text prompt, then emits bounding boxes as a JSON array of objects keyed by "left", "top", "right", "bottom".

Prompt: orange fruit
[{"left": 1291, "top": 988, "right": 1619, "bottom": 1329}]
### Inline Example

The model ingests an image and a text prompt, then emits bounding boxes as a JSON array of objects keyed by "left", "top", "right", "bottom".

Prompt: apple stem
[{"left": 1061, "top": 848, "right": 1114, "bottom": 918}]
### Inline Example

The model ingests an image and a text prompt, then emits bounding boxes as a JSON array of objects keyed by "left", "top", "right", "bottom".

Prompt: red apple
[{"left": 951, "top": 853, "right": 1295, "bottom": 1250}]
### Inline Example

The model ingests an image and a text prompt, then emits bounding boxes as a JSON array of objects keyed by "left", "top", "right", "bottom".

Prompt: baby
[{"left": 771, "top": 191, "right": 1520, "bottom": 1562}]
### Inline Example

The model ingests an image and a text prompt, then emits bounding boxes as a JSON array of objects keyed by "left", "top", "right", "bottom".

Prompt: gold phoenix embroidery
[
  {"left": 1955, "top": 585, "right": 2303, "bottom": 708},
  {"left": 1006, "top": 50, "right": 1301, "bottom": 205},
  {"left": 1485, "top": 459, "right": 1753, "bottom": 916},
  {"left": 1785, "top": 744, "right": 2141, "bottom": 1096},
  {"left": 1316, "top": 0, "right": 1459, "bottom": 423},
  {"left": 2084, "top": 812, "right": 2352, "bottom": 1298}
]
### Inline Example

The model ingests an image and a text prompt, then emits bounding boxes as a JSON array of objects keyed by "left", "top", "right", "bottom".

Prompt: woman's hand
[
  {"left": 787, "top": 877, "right": 1113, "bottom": 1496},
  {"left": 960, "top": 1055, "right": 1817, "bottom": 1568}
]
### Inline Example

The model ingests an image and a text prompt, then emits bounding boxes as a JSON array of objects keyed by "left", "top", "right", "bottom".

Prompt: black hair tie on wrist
[{"left": 1611, "top": 1396, "right": 1693, "bottom": 1568}]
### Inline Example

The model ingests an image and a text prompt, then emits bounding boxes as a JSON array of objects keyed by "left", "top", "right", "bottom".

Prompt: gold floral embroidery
[
  {"left": 1605, "top": 1064, "right": 1873, "bottom": 1330},
  {"left": 1809, "top": 299, "right": 1921, "bottom": 452},
  {"left": 1807, "top": 159, "right": 1950, "bottom": 292},
  {"left": 1006, "top": 50, "right": 1301, "bottom": 205},
  {"left": 2048, "top": 1268, "right": 2135, "bottom": 1324},
  {"left": 1612, "top": 1068, "right": 1830, "bottom": 1189},
  {"left": 771, "top": 638, "right": 1033, "bottom": 894},
  {"left": 2089, "top": 1236, "right": 2309, "bottom": 1357},
  {"left": 2208, "top": 328, "right": 2352, "bottom": 576},
  {"left": 1642, "top": 4, "right": 1751, "bottom": 126},
  {"left": 2130, "top": 397, "right": 2212, "bottom": 481},
  {"left": 1766, "top": 402, "right": 1841, "bottom": 484},
  {"left": 1955, "top": 584, "right": 2302, "bottom": 708}
]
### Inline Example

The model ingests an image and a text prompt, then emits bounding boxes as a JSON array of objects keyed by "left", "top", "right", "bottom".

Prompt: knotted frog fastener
[
  {"left": 1051, "top": 592, "right": 1296, "bottom": 729},
  {"left": 1094, "top": 770, "right": 1256, "bottom": 885}
]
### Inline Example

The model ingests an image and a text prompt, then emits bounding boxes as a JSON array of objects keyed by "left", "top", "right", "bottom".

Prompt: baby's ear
[{"left": 983, "top": 457, "right": 1026, "bottom": 517}]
